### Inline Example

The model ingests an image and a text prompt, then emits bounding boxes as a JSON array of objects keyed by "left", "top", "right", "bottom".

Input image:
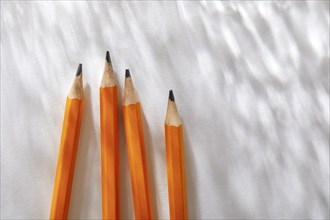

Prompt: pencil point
[
  {"left": 106, "top": 51, "right": 111, "bottom": 63},
  {"left": 76, "top": 64, "right": 82, "bottom": 76},
  {"left": 169, "top": 90, "right": 175, "bottom": 101},
  {"left": 125, "top": 69, "right": 131, "bottom": 78}
]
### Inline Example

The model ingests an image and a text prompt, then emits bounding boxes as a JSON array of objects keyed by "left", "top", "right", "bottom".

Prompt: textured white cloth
[{"left": 1, "top": 1, "right": 329, "bottom": 219}]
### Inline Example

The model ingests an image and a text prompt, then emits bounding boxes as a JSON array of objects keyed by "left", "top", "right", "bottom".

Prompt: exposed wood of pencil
[
  {"left": 100, "top": 52, "right": 120, "bottom": 219},
  {"left": 50, "top": 64, "right": 84, "bottom": 219},
  {"left": 165, "top": 90, "right": 187, "bottom": 220},
  {"left": 123, "top": 71, "right": 153, "bottom": 219}
]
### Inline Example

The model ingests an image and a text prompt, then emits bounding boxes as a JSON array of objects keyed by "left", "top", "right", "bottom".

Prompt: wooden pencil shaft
[
  {"left": 100, "top": 86, "right": 120, "bottom": 219},
  {"left": 165, "top": 124, "right": 188, "bottom": 220},
  {"left": 123, "top": 103, "right": 153, "bottom": 219},
  {"left": 50, "top": 97, "right": 84, "bottom": 219}
]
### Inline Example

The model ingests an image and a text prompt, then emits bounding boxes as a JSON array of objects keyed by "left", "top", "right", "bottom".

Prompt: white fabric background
[{"left": 1, "top": 1, "right": 329, "bottom": 219}]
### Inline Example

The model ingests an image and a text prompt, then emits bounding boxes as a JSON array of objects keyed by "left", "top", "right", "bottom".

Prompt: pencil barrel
[
  {"left": 165, "top": 124, "right": 188, "bottom": 220},
  {"left": 100, "top": 86, "right": 120, "bottom": 219},
  {"left": 50, "top": 98, "right": 84, "bottom": 219},
  {"left": 123, "top": 103, "right": 153, "bottom": 219}
]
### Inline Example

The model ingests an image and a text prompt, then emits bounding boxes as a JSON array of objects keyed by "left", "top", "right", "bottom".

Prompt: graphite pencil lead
[
  {"left": 169, "top": 90, "right": 175, "bottom": 102},
  {"left": 76, "top": 64, "right": 82, "bottom": 77},
  {"left": 106, "top": 51, "right": 111, "bottom": 63},
  {"left": 125, "top": 69, "right": 131, "bottom": 78}
]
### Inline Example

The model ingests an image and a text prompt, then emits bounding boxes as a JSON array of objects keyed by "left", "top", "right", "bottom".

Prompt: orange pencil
[
  {"left": 100, "top": 51, "right": 120, "bottom": 219},
  {"left": 123, "top": 69, "right": 153, "bottom": 219},
  {"left": 50, "top": 64, "right": 84, "bottom": 219},
  {"left": 165, "top": 90, "right": 188, "bottom": 220}
]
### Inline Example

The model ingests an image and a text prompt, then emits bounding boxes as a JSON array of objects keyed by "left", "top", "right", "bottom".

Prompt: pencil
[
  {"left": 123, "top": 69, "right": 153, "bottom": 219},
  {"left": 50, "top": 64, "right": 84, "bottom": 219},
  {"left": 100, "top": 51, "right": 120, "bottom": 219},
  {"left": 165, "top": 90, "right": 188, "bottom": 220}
]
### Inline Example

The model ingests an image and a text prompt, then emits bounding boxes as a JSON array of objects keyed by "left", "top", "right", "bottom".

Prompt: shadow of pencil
[
  {"left": 67, "top": 84, "right": 101, "bottom": 219},
  {"left": 182, "top": 125, "right": 197, "bottom": 219},
  {"left": 141, "top": 110, "right": 159, "bottom": 219}
]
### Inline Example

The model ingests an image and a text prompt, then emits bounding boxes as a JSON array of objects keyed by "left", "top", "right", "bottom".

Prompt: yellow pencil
[
  {"left": 50, "top": 64, "right": 84, "bottom": 219},
  {"left": 100, "top": 51, "right": 120, "bottom": 219},
  {"left": 122, "top": 69, "right": 153, "bottom": 219},
  {"left": 165, "top": 90, "right": 187, "bottom": 220}
]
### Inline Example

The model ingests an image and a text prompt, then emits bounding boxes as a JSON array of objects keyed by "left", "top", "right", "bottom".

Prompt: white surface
[{"left": 1, "top": 1, "right": 329, "bottom": 219}]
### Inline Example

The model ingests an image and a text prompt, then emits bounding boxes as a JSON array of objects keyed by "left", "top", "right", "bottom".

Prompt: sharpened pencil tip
[
  {"left": 169, "top": 90, "right": 175, "bottom": 101},
  {"left": 125, "top": 69, "right": 131, "bottom": 78},
  {"left": 76, "top": 64, "right": 82, "bottom": 76},
  {"left": 106, "top": 51, "right": 111, "bottom": 63}
]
